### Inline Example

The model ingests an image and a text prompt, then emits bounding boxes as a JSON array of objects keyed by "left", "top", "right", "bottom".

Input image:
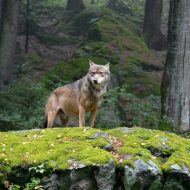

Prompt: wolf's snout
[{"left": 93, "top": 79, "right": 98, "bottom": 84}]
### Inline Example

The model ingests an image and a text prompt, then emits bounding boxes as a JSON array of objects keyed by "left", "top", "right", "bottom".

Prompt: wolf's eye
[
  {"left": 91, "top": 72, "right": 96, "bottom": 75},
  {"left": 99, "top": 71, "right": 103, "bottom": 74}
]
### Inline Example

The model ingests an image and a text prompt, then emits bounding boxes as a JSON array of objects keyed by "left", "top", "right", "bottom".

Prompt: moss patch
[
  {"left": 108, "top": 127, "right": 190, "bottom": 172},
  {"left": 0, "top": 128, "right": 113, "bottom": 172},
  {"left": 1, "top": 127, "right": 190, "bottom": 183}
]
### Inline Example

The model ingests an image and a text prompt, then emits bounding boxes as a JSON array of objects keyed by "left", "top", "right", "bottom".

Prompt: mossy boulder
[{"left": 1, "top": 127, "right": 190, "bottom": 189}]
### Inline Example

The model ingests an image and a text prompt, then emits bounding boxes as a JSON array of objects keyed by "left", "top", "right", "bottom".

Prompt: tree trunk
[
  {"left": 25, "top": 0, "right": 29, "bottom": 53},
  {"left": 0, "top": 0, "right": 19, "bottom": 87},
  {"left": 66, "top": 0, "right": 85, "bottom": 13},
  {"left": 143, "top": 0, "right": 165, "bottom": 50},
  {"left": 0, "top": 0, "right": 2, "bottom": 20},
  {"left": 161, "top": 0, "right": 190, "bottom": 133}
]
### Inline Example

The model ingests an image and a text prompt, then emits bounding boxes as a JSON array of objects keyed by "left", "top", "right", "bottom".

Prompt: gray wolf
[{"left": 44, "top": 59, "right": 111, "bottom": 128}]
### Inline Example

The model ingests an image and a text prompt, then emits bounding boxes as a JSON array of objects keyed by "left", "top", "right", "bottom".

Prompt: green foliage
[
  {"left": 29, "top": 163, "right": 46, "bottom": 174},
  {"left": 24, "top": 178, "right": 43, "bottom": 190},
  {"left": 0, "top": 80, "right": 48, "bottom": 131},
  {"left": 11, "top": 184, "right": 21, "bottom": 190},
  {"left": 96, "top": 85, "right": 162, "bottom": 130},
  {"left": 124, "top": 95, "right": 161, "bottom": 128},
  {"left": 96, "top": 87, "right": 125, "bottom": 128},
  {"left": 112, "top": 56, "right": 160, "bottom": 97},
  {"left": 11, "top": 177, "right": 43, "bottom": 190},
  {"left": 26, "top": 53, "right": 43, "bottom": 65}
]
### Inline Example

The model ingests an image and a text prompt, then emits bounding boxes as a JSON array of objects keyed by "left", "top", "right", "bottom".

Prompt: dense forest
[
  {"left": 1, "top": 0, "right": 190, "bottom": 189},
  {"left": 0, "top": 0, "right": 189, "bottom": 134},
  {"left": 0, "top": 0, "right": 170, "bottom": 132}
]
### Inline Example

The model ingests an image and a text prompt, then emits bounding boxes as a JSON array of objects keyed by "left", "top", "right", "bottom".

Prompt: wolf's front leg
[
  {"left": 90, "top": 107, "right": 98, "bottom": 127},
  {"left": 79, "top": 105, "right": 85, "bottom": 127}
]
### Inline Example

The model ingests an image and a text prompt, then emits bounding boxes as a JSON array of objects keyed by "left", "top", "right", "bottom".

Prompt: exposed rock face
[
  {"left": 41, "top": 161, "right": 116, "bottom": 190},
  {"left": 40, "top": 160, "right": 190, "bottom": 190},
  {"left": 123, "top": 160, "right": 161, "bottom": 190},
  {"left": 95, "top": 161, "right": 116, "bottom": 190}
]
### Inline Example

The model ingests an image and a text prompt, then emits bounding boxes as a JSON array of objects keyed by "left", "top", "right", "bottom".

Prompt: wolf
[{"left": 44, "top": 59, "right": 111, "bottom": 128}]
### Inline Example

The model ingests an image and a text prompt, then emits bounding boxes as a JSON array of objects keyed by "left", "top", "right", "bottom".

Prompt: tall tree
[
  {"left": 143, "top": 0, "right": 165, "bottom": 50},
  {"left": 66, "top": 0, "right": 85, "bottom": 13},
  {"left": 0, "top": 0, "right": 19, "bottom": 87},
  {"left": 25, "top": 0, "right": 30, "bottom": 53},
  {"left": 161, "top": 0, "right": 190, "bottom": 133},
  {"left": 0, "top": 0, "right": 2, "bottom": 21}
]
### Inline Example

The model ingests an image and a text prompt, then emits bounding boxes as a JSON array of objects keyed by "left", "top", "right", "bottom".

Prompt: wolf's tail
[{"left": 44, "top": 116, "right": 48, "bottom": 128}]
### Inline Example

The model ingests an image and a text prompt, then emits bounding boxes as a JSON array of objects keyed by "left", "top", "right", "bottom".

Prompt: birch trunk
[{"left": 161, "top": 0, "right": 190, "bottom": 133}]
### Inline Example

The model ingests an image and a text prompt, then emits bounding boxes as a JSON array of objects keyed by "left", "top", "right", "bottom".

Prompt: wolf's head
[{"left": 88, "top": 59, "right": 110, "bottom": 88}]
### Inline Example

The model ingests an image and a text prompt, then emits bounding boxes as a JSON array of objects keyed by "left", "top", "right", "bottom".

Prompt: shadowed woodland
[{"left": 0, "top": 0, "right": 190, "bottom": 134}]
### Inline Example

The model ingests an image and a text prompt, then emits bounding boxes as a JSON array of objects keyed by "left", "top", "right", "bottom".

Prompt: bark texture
[
  {"left": 161, "top": 0, "right": 190, "bottom": 133},
  {"left": 66, "top": 0, "right": 85, "bottom": 12},
  {"left": 0, "top": 0, "right": 19, "bottom": 87},
  {"left": 143, "top": 0, "right": 165, "bottom": 50},
  {"left": 0, "top": 0, "right": 2, "bottom": 21}
]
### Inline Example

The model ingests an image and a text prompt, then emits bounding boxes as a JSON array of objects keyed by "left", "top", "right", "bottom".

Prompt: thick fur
[{"left": 44, "top": 60, "right": 110, "bottom": 128}]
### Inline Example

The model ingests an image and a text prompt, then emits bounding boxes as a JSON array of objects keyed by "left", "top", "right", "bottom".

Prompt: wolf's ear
[
  {"left": 89, "top": 59, "right": 95, "bottom": 67},
  {"left": 105, "top": 62, "right": 110, "bottom": 69}
]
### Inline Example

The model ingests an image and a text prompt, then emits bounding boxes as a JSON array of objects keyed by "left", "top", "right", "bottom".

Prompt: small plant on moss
[
  {"left": 8, "top": 177, "right": 43, "bottom": 190},
  {"left": 9, "top": 184, "right": 21, "bottom": 190},
  {"left": 29, "top": 163, "right": 46, "bottom": 175},
  {"left": 24, "top": 178, "right": 43, "bottom": 190}
]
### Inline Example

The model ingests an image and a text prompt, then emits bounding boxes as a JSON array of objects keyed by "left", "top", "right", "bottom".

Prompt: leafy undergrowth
[{"left": 1, "top": 127, "right": 190, "bottom": 184}]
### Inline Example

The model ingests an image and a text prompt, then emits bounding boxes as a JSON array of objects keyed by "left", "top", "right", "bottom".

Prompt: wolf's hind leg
[
  {"left": 47, "top": 111, "right": 57, "bottom": 128},
  {"left": 58, "top": 110, "right": 70, "bottom": 127}
]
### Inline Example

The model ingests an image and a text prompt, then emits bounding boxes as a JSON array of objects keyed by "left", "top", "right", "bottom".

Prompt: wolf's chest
[{"left": 84, "top": 98, "right": 99, "bottom": 111}]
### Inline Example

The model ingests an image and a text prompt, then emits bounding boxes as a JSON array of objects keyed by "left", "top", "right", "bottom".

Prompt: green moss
[
  {"left": 1, "top": 127, "right": 190, "bottom": 182},
  {"left": 0, "top": 128, "right": 113, "bottom": 173},
  {"left": 87, "top": 9, "right": 149, "bottom": 54},
  {"left": 108, "top": 127, "right": 190, "bottom": 172}
]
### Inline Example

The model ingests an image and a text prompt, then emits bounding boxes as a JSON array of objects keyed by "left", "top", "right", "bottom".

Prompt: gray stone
[
  {"left": 121, "top": 127, "right": 135, "bottom": 134},
  {"left": 88, "top": 132, "right": 109, "bottom": 140},
  {"left": 123, "top": 160, "right": 161, "bottom": 190},
  {"left": 70, "top": 178, "right": 96, "bottom": 190},
  {"left": 41, "top": 173, "right": 60, "bottom": 190},
  {"left": 95, "top": 160, "right": 116, "bottom": 190},
  {"left": 103, "top": 144, "right": 114, "bottom": 152},
  {"left": 159, "top": 138, "right": 169, "bottom": 141},
  {"left": 170, "top": 163, "right": 190, "bottom": 177}
]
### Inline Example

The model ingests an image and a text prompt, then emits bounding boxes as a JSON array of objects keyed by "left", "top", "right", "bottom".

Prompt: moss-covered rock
[{"left": 1, "top": 127, "right": 190, "bottom": 189}]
